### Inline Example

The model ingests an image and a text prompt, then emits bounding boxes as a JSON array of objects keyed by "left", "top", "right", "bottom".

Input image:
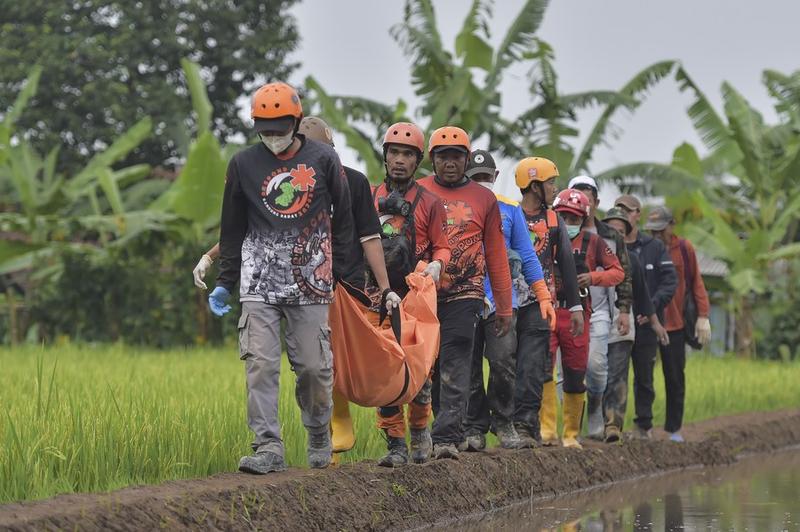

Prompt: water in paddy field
[{"left": 429, "top": 449, "right": 800, "bottom": 531}]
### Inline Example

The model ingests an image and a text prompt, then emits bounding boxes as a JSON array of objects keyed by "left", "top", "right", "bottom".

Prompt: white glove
[
  {"left": 193, "top": 254, "right": 214, "bottom": 290},
  {"left": 385, "top": 291, "right": 401, "bottom": 314},
  {"left": 695, "top": 317, "right": 711, "bottom": 346},
  {"left": 423, "top": 260, "right": 442, "bottom": 283}
]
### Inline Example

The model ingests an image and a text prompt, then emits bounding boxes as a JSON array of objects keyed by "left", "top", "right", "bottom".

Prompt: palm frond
[
  {"left": 722, "top": 81, "right": 767, "bottom": 190},
  {"left": 486, "top": 0, "right": 548, "bottom": 88}
]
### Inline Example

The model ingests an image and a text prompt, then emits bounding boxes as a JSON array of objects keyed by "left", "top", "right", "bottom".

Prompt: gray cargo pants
[{"left": 239, "top": 302, "right": 333, "bottom": 457}]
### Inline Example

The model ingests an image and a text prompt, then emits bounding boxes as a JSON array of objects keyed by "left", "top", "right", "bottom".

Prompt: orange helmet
[
  {"left": 251, "top": 82, "right": 303, "bottom": 120},
  {"left": 428, "top": 126, "right": 471, "bottom": 158},
  {"left": 383, "top": 122, "right": 425, "bottom": 154},
  {"left": 553, "top": 189, "right": 591, "bottom": 218},
  {"left": 515, "top": 157, "right": 559, "bottom": 189}
]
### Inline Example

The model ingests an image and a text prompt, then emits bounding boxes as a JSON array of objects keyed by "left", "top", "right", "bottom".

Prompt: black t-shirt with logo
[{"left": 216, "top": 138, "right": 355, "bottom": 305}]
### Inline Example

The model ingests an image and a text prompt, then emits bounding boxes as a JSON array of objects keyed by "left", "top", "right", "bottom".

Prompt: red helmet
[
  {"left": 553, "top": 189, "right": 591, "bottom": 218},
  {"left": 383, "top": 122, "right": 425, "bottom": 153}
]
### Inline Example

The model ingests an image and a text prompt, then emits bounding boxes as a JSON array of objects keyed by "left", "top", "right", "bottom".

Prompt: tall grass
[{"left": 1, "top": 345, "right": 798, "bottom": 503}]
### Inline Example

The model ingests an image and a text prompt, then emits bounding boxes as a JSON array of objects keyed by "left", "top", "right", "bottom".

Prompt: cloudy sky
[{"left": 287, "top": 0, "right": 799, "bottom": 205}]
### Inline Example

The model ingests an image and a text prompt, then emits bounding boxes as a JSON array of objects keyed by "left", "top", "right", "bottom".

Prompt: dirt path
[{"left": 2, "top": 409, "right": 799, "bottom": 531}]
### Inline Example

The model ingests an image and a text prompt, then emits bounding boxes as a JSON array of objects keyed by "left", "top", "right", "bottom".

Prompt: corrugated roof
[{"left": 696, "top": 251, "right": 729, "bottom": 277}]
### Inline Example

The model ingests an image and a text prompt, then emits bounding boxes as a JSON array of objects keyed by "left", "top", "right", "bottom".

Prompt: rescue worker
[
  {"left": 418, "top": 126, "right": 513, "bottom": 459},
  {"left": 513, "top": 157, "right": 584, "bottom": 448},
  {"left": 209, "top": 83, "right": 357, "bottom": 474},
  {"left": 550, "top": 189, "right": 624, "bottom": 448},
  {"left": 463, "top": 149, "right": 556, "bottom": 451},
  {"left": 614, "top": 195, "right": 677, "bottom": 440},
  {"left": 646, "top": 206, "right": 711, "bottom": 442},
  {"left": 370, "top": 122, "right": 451, "bottom": 466},
  {"left": 192, "top": 116, "right": 397, "bottom": 457},
  {"left": 602, "top": 207, "right": 669, "bottom": 442},
  {"left": 567, "top": 176, "right": 633, "bottom": 440}
]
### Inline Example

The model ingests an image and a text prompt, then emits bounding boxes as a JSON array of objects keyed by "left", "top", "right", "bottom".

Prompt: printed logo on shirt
[
  {"left": 261, "top": 164, "right": 317, "bottom": 219},
  {"left": 444, "top": 200, "right": 473, "bottom": 226},
  {"left": 646, "top": 263, "right": 654, "bottom": 270}
]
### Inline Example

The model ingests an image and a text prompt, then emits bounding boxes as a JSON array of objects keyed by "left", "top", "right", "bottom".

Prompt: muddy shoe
[
  {"left": 495, "top": 424, "right": 521, "bottom": 449},
  {"left": 515, "top": 426, "right": 540, "bottom": 449},
  {"left": 378, "top": 436, "right": 409, "bottom": 467},
  {"left": 464, "top": 433, "right": 486, "bottom": 452},
  {"left": 239, "top": 449, "right": 287, "bottom": 475},
  {"left": 410, "top": 428, "right": 433, "bottom": 463},
  {"left": 604, "top": 425, "right": 621, "bottom": 443},
  {"left": 630, "top": 426, "right": 653, "bottom": 441},
  {"left": 433, "top": 443, "right": 460, "bottom": 460},
  {"left": 307, "top": 430, "right": 332, "bottom": 469}
]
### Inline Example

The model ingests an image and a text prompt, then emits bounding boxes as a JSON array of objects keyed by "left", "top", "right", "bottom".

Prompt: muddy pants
[
  {"left": 431, "top": 299, "right": 482, "bottom": 445},
  {"left": 631, "top": 330, "right": 658, "bottom": 431},
  {"left": 512, "top": 303, "right": 552, "bottom": 436},
  {"left": 660, "top": 329, "right": 687, "bottom": 433},
  {"left": 586, "top": 319, "right": 611, "bottom": 395},
  {"left": 548, "top": 307, "right": 590, "bottom": 393},
  {"left": 377, "top": 379, "right": 432, "bottom": 438},
  {"left": 239, "top": 302, "right": 333, "bottom": 457},
  {"left": 465, "top": 312, "right": 518, "bottom": 436},
  {"left": 604, "top": 339, "right": 634, "bottom": 430}
]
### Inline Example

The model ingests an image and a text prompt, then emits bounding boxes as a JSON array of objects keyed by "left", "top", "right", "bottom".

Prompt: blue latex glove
[{"left": 208, "top": 286, "right": 232, "bottom": 316}]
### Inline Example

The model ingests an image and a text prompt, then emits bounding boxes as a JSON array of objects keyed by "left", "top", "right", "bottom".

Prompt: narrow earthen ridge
[{"left": 2, "top": 409, "right": 799, "bottom": 531}]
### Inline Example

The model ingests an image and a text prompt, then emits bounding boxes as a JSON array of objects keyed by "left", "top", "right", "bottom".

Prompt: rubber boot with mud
[
  {"left": 464, "top": 432, "right": 486, "bottom": 452},
  {"left": 410, "top": 427, "right": 433, "bottom": 463},
  {"left": 561, "top": 392, "right": 585, "bottom": 449},
  {"left": 539, "top": 380, "right": 559, "bottom": 446},
  {"left": 378, "top": 434, "right": 409, "bottom": 467},
  {"left": 495, "top": 424, "right": 521, "bottom": 449},
  {"left": 515, "top": 426, "right": 539, "bottom": 449},
  {"left": 604, "top": 424, "right": 621, "bottom": 443},
  {"left": 307, "top": 430, "right": 333, "bottom": 469},
  {"left": 331, "top": 390, "right": 355, "bottom": 453},
  {"left": 585, "top": 392, "right": 604, "bottom": 440}
]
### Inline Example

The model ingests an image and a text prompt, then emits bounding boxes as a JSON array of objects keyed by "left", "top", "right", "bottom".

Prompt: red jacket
[{"left": 664, "top": 237, "right": 710, "bottom": 332}]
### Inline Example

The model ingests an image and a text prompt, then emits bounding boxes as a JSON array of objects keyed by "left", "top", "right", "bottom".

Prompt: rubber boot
[
  {"left": 331, "top": 389, "right": 355, "bottom": 453},
  {"left": 586, "top": 392, "right": 604, "bottom": 440},
  {"left": 539, "top": 380, "right": 559, "bottom": 446},
  {"left": 562, "top": 392, "right": 585, "bottom": 449}
]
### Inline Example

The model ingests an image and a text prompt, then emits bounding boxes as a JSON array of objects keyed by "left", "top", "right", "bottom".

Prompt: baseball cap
[
  {"left": 431, "top": 145, "right": 469, "bottom": 155},
  {"left": 614, "top": 194, "right": 642, "bottom": 211},
  {"left": 568, "top": 175, "right": 598, "bottom": 192},
  {"left": 602, "top": 207, "right": 633, "bottom": 235},
  {"left": 254, "top": 116, "right": 296, "bottom": 134},
  {"left": 465, "top": 149, "right": 497, "bottom": 178},
  {"left": 644, "top": 205, "right": 674, "bottom": 231}
]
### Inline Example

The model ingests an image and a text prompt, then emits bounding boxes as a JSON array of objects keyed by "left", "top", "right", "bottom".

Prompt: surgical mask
[
  {"left": 477, "top": 181, "right": 494, "bottom": 190},
  {"left": 566, "top": 225, "right": 582, "bottom": 239},
  {"left": 260, "top": 131, "right": 294, "bottom": 154}
]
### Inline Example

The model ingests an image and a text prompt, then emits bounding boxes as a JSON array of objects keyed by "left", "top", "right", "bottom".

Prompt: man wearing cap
[
  {"left": 192, "top": 116, "right": 399, "bottom": 459},
  {"left": 209, "top": 84, "right": 356, "bottom": 473},
  {"left": 463, "top": 150, "right": 556, "bottom": 451},
  {"left": 614, "top": 195, "right": 677, "bottom": 440},
  {"left": 567, "top": 176, "right": 634, "bottom": 441},
  {"left": 601, "top": 208, "right": 670, "bottom": 442},
  {"left": 647, "top": 206, "right": 711, "bottom": 442},
  {"left": 418, "top": 127, "right": 513, "bottom": 460}
]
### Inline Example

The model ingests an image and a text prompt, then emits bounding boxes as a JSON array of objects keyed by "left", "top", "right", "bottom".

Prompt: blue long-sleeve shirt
[{"left": 484, "top": 194, "right": 544, "bottom": 313}]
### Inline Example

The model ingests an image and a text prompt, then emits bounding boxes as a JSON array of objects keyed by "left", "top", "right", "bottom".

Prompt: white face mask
[
  {"left": 260, "top": 132, "right": 294, "bottom": 154},
  {"left": 477, "top": 181, "right": 494, "bottom": 190}
]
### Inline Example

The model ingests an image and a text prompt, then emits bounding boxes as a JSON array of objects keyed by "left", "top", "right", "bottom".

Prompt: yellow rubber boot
[
  {"left": 539, "top": 380, "right": 559, "bottom": 446},
  {"left": 331, "top": 390, "right": 355, "bottom": 453},
  {"left": 562, "top": 392, "right": 585, "bottom": 449}
]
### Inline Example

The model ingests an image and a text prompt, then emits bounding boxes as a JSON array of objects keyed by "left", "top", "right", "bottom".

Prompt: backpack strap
[
  {"left": 580, "top": 230, "right": 592, "bottom": 256},
  {"left": 679, "top": 238, "right": 694, "bottom": 288},
  {"left": 399, "top": 185, "right": 424, "bottom": 259},
  {"left": 546, "top": 209, "right": 558, "bottom": 228}
]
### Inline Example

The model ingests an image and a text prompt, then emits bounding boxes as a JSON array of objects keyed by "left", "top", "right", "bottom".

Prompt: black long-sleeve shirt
[
  {"left": 627, "top": 232, "right": 677, "bottom": 319},
  {"left": 216, "top": 137, "right": 354, "bottom": 305},
  {"left": 630, "top": 252, "right": 655, "bottom": 319},
  {"left": 524, "top": 208, "right": 580, "bottom": 310}
]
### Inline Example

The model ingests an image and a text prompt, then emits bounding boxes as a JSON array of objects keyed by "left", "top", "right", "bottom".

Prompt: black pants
[
  {"left": 465, "top": 312, "right": 518, "bottom": 435},
  {"left": 631, "top": 331, "right": 658, "bottom": 431},
  {"left": 431, "top": 299, "right": 482, "bottom": 445},
  {"left": 512, "top": 304, "right": 551, "bottom": 437},
  {"left": 660, "top": 330, "right": 687, "bottom": 433},
  {"left": 604, "top": 340, "right": 633, "bottom": 430}
]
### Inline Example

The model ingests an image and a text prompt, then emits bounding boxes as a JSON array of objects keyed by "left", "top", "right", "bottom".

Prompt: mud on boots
[
  {"left": 551, "top": 189, "right": 625, "bottom": 449},
  {"left": 463, "top": 150, "right": 556, "bottom": 451},
  {"left": 513, "top": 157, "right": 583, "bottom": 447},
  {"left": 418, "top": 126, "right": 513, "bottom": 460},
  {"left": 371, "top": 122, "right": 449, "bottom": 466},
  {"left": 211, "top": 83, "right": 356, "bottom": 474}
]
